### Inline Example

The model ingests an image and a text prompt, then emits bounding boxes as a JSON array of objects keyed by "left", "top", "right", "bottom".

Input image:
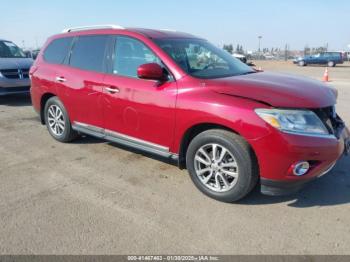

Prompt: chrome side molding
[{"left": 72, "top": 122, "right": 178, "bottom": 161}]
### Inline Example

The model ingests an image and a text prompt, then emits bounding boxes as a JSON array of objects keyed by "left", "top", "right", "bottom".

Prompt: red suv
[{"left": 30, "top": 25, "right": 350, "bottom": 202}]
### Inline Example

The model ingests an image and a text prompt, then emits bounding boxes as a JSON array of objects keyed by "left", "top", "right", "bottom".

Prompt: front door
[{"left": 102, "top": 36, "right": 177, "bottom": 151}]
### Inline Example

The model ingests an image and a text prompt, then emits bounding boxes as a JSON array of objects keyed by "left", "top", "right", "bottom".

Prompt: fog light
[{"left": 293, "top": 161, "right": 310, "bottom": 176}]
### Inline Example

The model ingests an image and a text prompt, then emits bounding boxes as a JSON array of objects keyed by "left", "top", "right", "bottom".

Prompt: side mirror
[{"left": 137, "top": 63, "right": 165, "bottom": 81}]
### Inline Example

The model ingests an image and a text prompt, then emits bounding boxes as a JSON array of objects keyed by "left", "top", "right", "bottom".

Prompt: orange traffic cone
[{"left": 323, "top": 67, "right": 329, "bottom": 82}]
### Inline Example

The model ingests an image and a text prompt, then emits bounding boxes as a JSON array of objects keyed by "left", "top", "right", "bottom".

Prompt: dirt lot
[{"left": 0, "top": 61, "right": 349, "bottom": 255}]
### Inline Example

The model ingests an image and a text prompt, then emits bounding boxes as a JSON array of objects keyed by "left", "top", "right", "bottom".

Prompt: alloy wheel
[
  {"left": 194, "top": 143, "right": 239, "bottom": 192},
  {"left": 47, "top": 105, "right": 65, "bottom": 136}
]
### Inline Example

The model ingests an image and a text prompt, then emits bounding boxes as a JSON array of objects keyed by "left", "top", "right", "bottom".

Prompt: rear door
[
  {"left": 62, "top": 35, "right": 109, "bottom": 128},
  {"left": 102, "top": 35, "right": 177, "bottom": 150}
]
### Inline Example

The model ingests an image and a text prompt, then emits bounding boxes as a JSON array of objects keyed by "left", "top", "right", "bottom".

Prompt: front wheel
[
  {"left": 298, "top": 60, "right": 306, "bottom": 66},
  {"left": 44, "top": 96, "right": 78, "bottom": 143},
  {"left": 186, "top": 129, "right": 258, "bottom": 203}
]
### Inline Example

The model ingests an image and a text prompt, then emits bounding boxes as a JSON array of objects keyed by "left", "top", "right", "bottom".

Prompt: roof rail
[{"left": 62, "top": 24, "right": 125, "bottom": 33}]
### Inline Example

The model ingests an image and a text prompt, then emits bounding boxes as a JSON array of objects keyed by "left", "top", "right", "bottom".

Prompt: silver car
[{"left": 0, "top": 39, "right": 33, "bottom": 95}]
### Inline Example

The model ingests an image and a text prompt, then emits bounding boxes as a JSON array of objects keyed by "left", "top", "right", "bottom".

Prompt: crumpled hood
[
  {"left": 206, "top": 72, "right": 337, "bottom": 108},
  {"left": 0, "top": 58, "right": 33, "bottom": 70}
]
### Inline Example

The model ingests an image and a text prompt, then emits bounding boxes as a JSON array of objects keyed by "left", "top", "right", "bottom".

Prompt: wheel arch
[
  {"left": 40, "top": 93, "right": 57, "bottom": 124},
  {"left": 178, "top": 123, "right": 245, "bottom": 169}
]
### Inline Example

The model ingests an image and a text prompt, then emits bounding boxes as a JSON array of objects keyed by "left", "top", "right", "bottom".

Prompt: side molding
[{"left": 72, "top": 122, "right": 179, "bottom": 161}]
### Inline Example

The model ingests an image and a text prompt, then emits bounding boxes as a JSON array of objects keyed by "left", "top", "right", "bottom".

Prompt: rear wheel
[
  {"left": 186, "top": 129, "right": 258, "bottom": 203},
  {"left": 44, "top": 96, "right": 78, "bottom": 143}
]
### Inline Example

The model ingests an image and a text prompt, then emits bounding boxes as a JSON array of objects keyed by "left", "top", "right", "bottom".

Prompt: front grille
[
  {"left": 313, "top": 106, "right": 345, "bottom": 138},
  {"left": 0, "top": 68, "right": 30, "bottom": 79}
]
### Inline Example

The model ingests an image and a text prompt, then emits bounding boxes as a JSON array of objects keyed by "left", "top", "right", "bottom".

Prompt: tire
[
  {"left": 328, "top": 61, "right": 335, "bottom": 67},
  {"left": 298, "top": 60, "right": 306, "bottom": 66},
  {"left": 186, "top": 129, "right": 258, "bottom": 203},
  {"left": 44, "top": 96, "right": 78, "bottom": 143}
]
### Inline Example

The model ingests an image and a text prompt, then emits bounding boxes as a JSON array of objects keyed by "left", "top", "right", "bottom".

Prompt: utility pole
[
  {"left": 284, "top": 44, "right": 289, "bottom": 61},
  {"left": 258, "top": 36, "right": 262, "bottom": 59}
]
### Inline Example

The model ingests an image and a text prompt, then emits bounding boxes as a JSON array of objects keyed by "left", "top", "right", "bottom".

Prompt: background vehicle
[
  {"left": 0, "top": 39, "right": 33, "bottom": 95},
  {"left": 232, "top": 53, "right": 247, "bottom": 63},
  {"left": 30, "top": 25, "right": 350, "bottom": 203},
  {"left": 295, "top": 52, "right": 344, "bottom": 67},
  {"left": 23, "top": 49, "right": 40, "bottom": 60}
]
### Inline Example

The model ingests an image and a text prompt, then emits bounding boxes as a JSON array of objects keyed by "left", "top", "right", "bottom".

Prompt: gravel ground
[{"left": 0, "top": 61, "right": 349, "bottom": 254}]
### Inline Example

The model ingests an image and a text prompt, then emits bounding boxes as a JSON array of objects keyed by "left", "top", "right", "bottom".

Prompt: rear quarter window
[
  {"left": 69, "top": 35, "right": 108, "bottom": 73},
  {"left": 43, "top": 37, "right": 73, "bottom": 64}
]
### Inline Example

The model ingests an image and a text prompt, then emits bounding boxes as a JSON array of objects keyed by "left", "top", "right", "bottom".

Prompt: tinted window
[
  {"left": 114, "top": 36, "right": 161, "bottom": 78},
  {"left": 69, "top": 35, "right": 108, "bottom": 72},
  {"left": 44, "top": 37, "right": 73, "bottom": 64}
]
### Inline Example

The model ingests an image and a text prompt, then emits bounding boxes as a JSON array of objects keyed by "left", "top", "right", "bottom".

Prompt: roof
[
  {"left": 126, "top": 28, "right": 198, "bottom": 39},
  {"left": 60, "top": 25, "right": 199, "bottom": 39}
]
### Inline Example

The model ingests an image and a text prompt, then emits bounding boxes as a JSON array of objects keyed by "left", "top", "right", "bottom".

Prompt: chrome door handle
[
  {"left": 106, "top": 87, "right": 120, "bottom": 94},
  {"left": 55, "top": 76, "right": 66, "bottom": 83}
]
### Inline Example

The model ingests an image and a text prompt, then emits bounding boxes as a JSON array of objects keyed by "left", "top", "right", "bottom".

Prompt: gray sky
[{"left": 2, "top": 0, "right": 350, "bottom": 51}]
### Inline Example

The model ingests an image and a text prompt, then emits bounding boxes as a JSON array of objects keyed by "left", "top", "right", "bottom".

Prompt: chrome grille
[{"left": 0, "top": 68, "right": 30, "bottom": 79}]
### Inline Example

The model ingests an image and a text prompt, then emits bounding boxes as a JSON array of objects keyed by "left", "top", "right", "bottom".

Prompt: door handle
[
  {"left": 55, "top": 76, "right": 66, "bottom": 83},
  {"left": 105, "top": 87, "right": 120, "bottom": 94}
]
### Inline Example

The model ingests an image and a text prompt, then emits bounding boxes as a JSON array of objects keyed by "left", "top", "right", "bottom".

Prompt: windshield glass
[
  {"left": 155, "top": 38, "right": 254, "bottom": 79},
  {"left": 0, "top": 41, "right": 26, "bottom": 58}
]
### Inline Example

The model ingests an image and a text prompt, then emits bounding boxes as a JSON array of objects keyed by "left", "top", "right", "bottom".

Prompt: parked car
[
  {"left": 294, "top": 52, "right": 344, "bottom": 67},
  {"left": 0, "top": 39, "right": 33, "bottom": 95},
  {"left": 232, "top": 53, "right": 247, "bottom": 63},
  {"left": 30, "top": 25, "right": 350, "bottom": 202},
  {"left": 24, "top": 49, "right": 40, "bottom": 60}
]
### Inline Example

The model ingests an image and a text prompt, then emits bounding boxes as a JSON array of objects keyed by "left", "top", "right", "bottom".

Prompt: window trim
[{"left": 108, "top": 35, "right": 175, "bottom": 82}]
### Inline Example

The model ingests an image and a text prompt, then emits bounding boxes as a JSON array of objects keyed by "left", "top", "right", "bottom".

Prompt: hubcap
[
  {"left": 194, "top": 143, "right": 239, "bottom": 192},
  {"left": 47, "top": 105, "right": 65, "bottom": 136}
]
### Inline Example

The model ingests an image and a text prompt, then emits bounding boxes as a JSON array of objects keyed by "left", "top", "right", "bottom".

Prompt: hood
[
  {"left": 205, "top": 72, "right": 337, "bottom": 108},
  {"left": 0, "top": 58, "right": 33, "bottom": 70}
]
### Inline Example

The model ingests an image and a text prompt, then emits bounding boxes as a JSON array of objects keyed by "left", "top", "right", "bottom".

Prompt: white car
[{"left": 232, "top": 53, "right": 247, "bottom": 63}]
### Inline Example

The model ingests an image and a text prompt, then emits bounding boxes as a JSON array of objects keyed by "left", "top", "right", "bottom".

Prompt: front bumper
[
  {"left": 249, "top": 123, "right": 350, "bottom": 196},
  {"left": 261, "top": 162, "right": 336, "bottom": 196},
  {"left": 0, "top": 86, "right": 30, "bottom": 96},
  {"left": 0, "top": 78, "right": 31, "bottom": 95}
]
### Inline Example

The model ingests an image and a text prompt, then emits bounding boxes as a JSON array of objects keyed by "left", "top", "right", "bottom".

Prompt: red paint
[
  {"left": 137, "top": 63, "right": 164, "bottom": 80},
  {"left": 30, "top": 28, "right": 349, "bottom": 184}
]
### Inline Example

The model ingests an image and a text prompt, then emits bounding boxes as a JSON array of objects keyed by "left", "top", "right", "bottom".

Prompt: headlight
[
  {"left": 255, "top": 109, "right": 330, "bottom": 136},
  {"left": 0, "top": 72, "right": 3, "bottom": 78}
]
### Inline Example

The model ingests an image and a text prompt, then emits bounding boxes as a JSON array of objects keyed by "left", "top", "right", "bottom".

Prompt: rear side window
[
  {"left": 44, "top": 37, "right": 73, "bottom": 64},
  {"left": 69, "top": 35, "right": 108, "bottom": 72}
]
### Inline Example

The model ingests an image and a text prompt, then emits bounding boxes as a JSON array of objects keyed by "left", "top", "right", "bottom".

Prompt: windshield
[
  {"left": 155, "top": 38, "right": 254, "bottom": 79},
  {"left": 0, "top": 41, "right": 26, "bottom": 58}
]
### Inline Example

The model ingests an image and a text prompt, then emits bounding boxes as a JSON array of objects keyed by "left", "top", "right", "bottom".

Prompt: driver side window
[{"left": 113, "top": 36, "right": 161, "bottom": 78}]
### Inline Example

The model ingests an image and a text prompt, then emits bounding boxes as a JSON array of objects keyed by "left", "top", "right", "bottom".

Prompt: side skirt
[{"left": 72, "top": 122, "right": 179, "bottom": 163}]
